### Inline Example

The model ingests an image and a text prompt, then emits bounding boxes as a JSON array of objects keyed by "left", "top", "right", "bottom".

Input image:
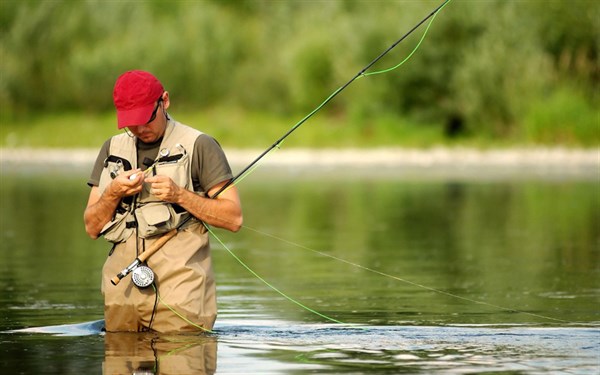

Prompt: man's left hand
[{"left": 145, "top": 175, "right": 182, "bottom": 204}]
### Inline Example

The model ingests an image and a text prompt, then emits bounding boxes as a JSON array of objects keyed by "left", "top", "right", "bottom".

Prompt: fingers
[
  {"left": 126, "top": 170, "right": 144, "bottom": 183},
  {"left": 109, "top": 169, "right": 144, "bottom": 197},
  {"left": 123, "top": 170, "right": 144, "bottom": 189},
  {"left": 144, "top": 175, "right": 167, "bottom": 184},
  {"left": 111, "top": 173, "right": 177, "bottom": 201},
  {"left": 120, "top": 168, "right": 142, "bottom": 182},
  {"left": 145, "top": 176, "right": 180, "bottom": 203}
]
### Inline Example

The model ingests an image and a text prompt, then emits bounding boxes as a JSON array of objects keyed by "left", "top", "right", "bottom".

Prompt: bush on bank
[{"left": 1, "top": 0, "right": 598, "bottom": 147}]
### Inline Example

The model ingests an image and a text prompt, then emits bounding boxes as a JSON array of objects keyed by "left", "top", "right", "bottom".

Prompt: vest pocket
[
  {"left": 100, "top": 211, "right": 134, "bottom": 243},
  {"left": 136, "top": 203, "right": 176, "bottom": 238}
]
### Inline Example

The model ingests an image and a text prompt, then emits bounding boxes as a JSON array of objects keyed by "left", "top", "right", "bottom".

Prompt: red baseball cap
[{"left": 113, "top": 70, "right": 164, "bottom": 129}]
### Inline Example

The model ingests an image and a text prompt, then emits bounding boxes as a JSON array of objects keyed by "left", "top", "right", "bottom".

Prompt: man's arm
[{"left": 84, "top": 169, "right": 144, "bottom": 239}]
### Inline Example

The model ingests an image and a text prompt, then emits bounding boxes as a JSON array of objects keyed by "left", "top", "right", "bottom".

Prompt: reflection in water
[{"left": 103, "top": 332, "right": 216, "bottom": 375}]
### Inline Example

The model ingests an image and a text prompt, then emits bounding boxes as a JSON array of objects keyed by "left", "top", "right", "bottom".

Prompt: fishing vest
[{"left": 98, "top": 120, "right": 203, "bottom": 243}]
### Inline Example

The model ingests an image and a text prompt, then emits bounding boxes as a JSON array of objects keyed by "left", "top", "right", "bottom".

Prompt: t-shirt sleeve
[
  {"left": 87, "top": 139, "right": 111, "bottom": 187},
  {"left": 191, "top": 134, "right": 233, "bottom": 194}
]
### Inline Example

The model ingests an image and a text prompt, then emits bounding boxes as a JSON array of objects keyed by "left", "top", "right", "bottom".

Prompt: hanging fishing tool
[{"left": 111, "top": 0, "right": 452, "bottom": 290}]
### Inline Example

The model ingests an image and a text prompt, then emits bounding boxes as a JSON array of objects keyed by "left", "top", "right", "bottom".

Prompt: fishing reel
[
  {"left": 131, "top": 265, "right": 155, "bottom": 288},
  {"left": 111, "top": 229, "right": 178, "bottom": 288}
]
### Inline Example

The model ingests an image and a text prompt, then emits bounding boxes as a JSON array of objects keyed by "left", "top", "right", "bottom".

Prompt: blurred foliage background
[{"left": 0, "top": 0, "right": 598, "bottom": 148}]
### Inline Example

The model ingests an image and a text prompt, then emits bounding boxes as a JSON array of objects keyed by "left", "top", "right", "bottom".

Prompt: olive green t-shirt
[{"left": 87, "top": 133, "right": 233, "bottom": 195}]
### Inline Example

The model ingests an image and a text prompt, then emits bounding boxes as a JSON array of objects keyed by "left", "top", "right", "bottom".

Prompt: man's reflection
[{"left": 103, "top": 332, "right": 217, "bottom": 375}]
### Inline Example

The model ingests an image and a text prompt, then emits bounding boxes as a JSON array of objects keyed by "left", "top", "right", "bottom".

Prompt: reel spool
[{"left": 131, "top": 265, "right": 155, "bottom": 288}]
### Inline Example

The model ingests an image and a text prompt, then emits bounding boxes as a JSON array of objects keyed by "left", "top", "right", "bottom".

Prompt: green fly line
[
  {"left": 183, "top": 0, "right": 575, "bottom": 327},
  {"left": 199, "top": 0, "right": 462, "bottom": 327},
  {"left": 235, "top": 0, "right": 451, "bottom": 186},
  {"left": 124, "top": 1, "right": 458, "bottom": 333},
  {"left": 235, "top": 224, "right": 574, "bottom": 324},
  {"left": 206, "top": 225, "right": 358, "bottom": 327},
  {"left": 152, "top": 284, "right": 215, "bottom": 333},
  {"left": 209, "top": 0, "right": 453, "bottom": 199},
  {"left": 358, "top": 0, "right": 451, "bottom": 79}
]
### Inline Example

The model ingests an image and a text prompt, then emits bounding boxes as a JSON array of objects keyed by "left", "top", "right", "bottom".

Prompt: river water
[{"left": 0, "top": 159, "right": 598, "bottom": 374}]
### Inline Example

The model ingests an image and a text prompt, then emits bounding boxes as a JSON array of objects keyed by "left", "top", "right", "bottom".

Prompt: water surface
[{"left": 0, "top": 163, "right": 598, "bottom": 373}]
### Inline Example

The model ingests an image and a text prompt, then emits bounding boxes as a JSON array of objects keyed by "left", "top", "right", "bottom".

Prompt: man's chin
[{"left": 138, "top": 135, "right": 157, "bottom": 143}]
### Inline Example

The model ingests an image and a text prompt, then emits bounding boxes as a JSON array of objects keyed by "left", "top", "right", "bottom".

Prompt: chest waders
[{"left": 99, "top": 121, "right": 218, "bottom": 332}]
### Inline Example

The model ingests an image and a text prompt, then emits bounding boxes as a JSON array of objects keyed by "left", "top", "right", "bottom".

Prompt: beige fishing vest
[{"left": 98, "top": 120, "right": 203, "bottom": 243}]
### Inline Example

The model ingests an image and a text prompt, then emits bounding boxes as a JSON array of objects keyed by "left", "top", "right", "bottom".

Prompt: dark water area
[{"left": 0, "top": 162, "right": 598, "bottom": 373}]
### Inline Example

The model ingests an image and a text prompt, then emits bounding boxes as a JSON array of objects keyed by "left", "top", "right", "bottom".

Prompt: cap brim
[{"left": 116, "top": 103, "right": 156, "bottom": 129}]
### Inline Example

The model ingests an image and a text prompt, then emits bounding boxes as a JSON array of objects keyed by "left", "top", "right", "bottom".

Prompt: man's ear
[{"left": 162, "top": 91, "right": 170, "bottom": 110}]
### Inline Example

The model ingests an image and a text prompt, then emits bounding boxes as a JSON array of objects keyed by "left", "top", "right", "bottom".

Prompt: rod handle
[
  {"left": 137, "top": 229, "right": 178, "bottom": 263},
  {"left": 110, "top": 274, "right": 124, "bottom": 286}
]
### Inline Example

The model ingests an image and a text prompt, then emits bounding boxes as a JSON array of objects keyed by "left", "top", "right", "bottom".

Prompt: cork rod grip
[
  {"left": 138, "top": 229, "right": 178, "bottom": 263},
  {"left": 111, "top": 274, "right": 124, "bottom": 286}
]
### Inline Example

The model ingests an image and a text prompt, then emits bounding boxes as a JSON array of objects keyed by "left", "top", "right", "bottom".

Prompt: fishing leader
[{"left": 84, "top": 70, "right": 243, "bottom": 332}]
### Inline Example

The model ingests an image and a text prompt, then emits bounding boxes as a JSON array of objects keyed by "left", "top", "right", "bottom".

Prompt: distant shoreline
[{"left": 1, "top": 147, "right": 598, "bottom": 179}]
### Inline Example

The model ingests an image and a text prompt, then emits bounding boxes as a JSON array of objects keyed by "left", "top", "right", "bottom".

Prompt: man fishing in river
[{"left": 84, "top": 70, "right": 243, "bottom": 332}]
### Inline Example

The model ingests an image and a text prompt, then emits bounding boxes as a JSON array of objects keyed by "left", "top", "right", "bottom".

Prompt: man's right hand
[
  {"left": 106, "top": 169, "right": 145, "bottom": 198},
  {"left": 84, "top": 169, "right": 144, "bottom": 239}
]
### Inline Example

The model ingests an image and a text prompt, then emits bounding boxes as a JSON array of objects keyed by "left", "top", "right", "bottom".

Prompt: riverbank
[{"left": 1, "top": 147, "right": 598, "bottom": 179}]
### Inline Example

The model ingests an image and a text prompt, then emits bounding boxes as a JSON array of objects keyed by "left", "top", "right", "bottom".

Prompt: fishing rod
[
  {"left": 112, "top": 0, "right": 451, "bottom": 288},
  {"left": 211, "top": 0, "right": 451, "bottom": 198}
]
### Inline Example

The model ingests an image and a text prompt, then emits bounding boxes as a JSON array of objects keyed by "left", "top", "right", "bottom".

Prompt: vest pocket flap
[{"left": 139, "top": 203, "right": 171, "bottom": 226}]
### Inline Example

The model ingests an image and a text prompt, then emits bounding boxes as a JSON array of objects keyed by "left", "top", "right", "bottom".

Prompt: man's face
[{"left": 127, "top": 99, "right": 167, "bottom": 143}]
